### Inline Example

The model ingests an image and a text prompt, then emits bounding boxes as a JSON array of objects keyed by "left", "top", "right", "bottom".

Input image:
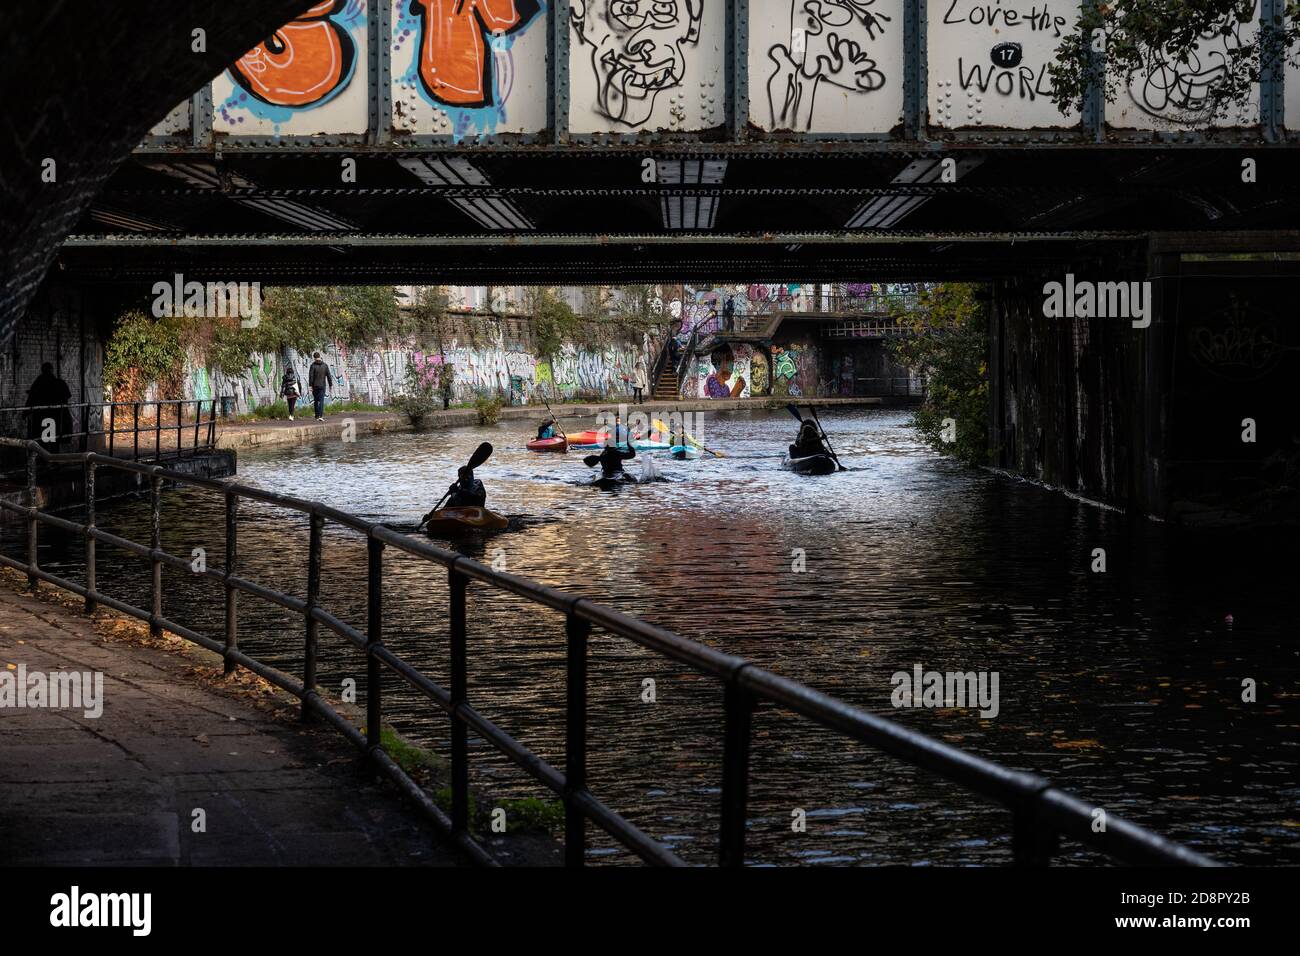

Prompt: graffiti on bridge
[
  {"left": 766, "top": 0, "right": 890, "bottom": 131},
  {"left": 570, "top": 0, "right": 703, "bottom": 129}
]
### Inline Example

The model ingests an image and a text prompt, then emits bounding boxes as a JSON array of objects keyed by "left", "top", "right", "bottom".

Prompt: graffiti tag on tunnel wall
[
  {"left": 215, "top": 1, "right": 369, "bottom": 135},
  {"left": 927, "top": 0, "right": 1077, "bottom": 129},
  {"left": 569, "top": 0, "right": 723, "bottom": 133},
  {"left": 751, "top": 0, "right": 904, "bottom": 133},
  {"left": 392, "top": 0, "right": 549, "bottom": 139},
  {"left": 1107, "top": 3, "right": 1258, "bottom": 129}
]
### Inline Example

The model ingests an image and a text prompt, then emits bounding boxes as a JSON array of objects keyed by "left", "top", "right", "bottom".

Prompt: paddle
[
  {"left": 786, "top": 404, "right": 845, "bottom": 471},
  {"left": 652, "top": 417, "right": 726, "bottom": 458},
  {"left": 541, "top": 398, "right": 567, "bottom": 444},
  {"left": 419, "top": 441, "right": 494, "bottom": 528}
]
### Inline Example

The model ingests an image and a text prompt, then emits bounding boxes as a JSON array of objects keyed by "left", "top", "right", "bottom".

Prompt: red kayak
[
  {"left": 568, "top": 430, "right": 609, "bottom": 446},
  {"left": 527, "top": 436, "right": 567, "bottom": 453}
]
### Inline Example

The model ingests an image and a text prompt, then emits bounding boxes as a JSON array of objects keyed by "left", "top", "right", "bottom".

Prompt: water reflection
[{"left": 13, "top": 407, "right": 1298, "bottom": 865}]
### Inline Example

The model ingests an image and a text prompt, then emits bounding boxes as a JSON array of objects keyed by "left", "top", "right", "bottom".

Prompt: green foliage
[
  {"left": 1048, "top": 1, "right": 1295, "bottom": 116},
  {"left": 103, "top": 310, "right": 188, "bottom": 401},
  {"left": 179, "top": 286, "right": 404, "bottom": 379},
  {"left": 529, "top": 287, "right": 582, "bottom": 359},
  {"left": 496, "top": 797, "right": 564, "bottom": 834},
  {"left": 474, "top": 394, "right": 502, "bottom": 425},
  {"left": 888, "top": 284, "right": 990, "bottom": 467},
  {"left": 390, "top": 354, "right": 442, "bottom": 427}
]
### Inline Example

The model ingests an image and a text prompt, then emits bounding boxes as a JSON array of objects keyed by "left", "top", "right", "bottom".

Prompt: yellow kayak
[{"left": 424, "top": 506, "right": 509, "bottom": 536}]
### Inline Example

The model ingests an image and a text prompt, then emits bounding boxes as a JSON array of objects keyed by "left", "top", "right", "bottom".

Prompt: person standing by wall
[
  {"left": 308, "top": 352, "right": 333, "bottom": 421},
  {"left": 632, "top": 356, "right": 648, "bottom": 404},
  {"left": 280, "top": 365, "right": 301, "bottom": 421},
  {"left": 25, "top": 361, "right": 72, "bottom": 451}
]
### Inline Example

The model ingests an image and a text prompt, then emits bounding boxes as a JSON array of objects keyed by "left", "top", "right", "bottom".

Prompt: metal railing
[
  {"left": 0, "top": 399, "right": 225, "bottom": 462},
  {"left": 0, "top": 436, "right": 1215, "bottom": 868}
]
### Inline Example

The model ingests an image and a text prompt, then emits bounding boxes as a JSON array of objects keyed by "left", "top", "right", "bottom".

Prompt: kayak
[
  {"left": 671, "top": 444, "right": 702, "bottom": 460},
  {"left": 571, "top": 439, "right": 672, "bottom": 452},
  {"left": 590, "top": 472, "right": 637, "bottom": 490},
  {"left": 568, "top": 430, "right": 610, "bottom": 445},
  {"left": 781, "top": 453, "right": 837, "bottom": 476},
  {"left": 526, "top": 436, "right": 567, "bottom": 453},
  {"left": 424, "top": 506, "right": 509, "bottom": 535}
]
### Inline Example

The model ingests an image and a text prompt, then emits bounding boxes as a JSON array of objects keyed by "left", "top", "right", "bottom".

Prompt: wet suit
[
  {"left": 596, "top": 442, "right": 635, "bottom": 479},
  {"left": 789, "top": 420, "right": 828, "bottom": 459}
]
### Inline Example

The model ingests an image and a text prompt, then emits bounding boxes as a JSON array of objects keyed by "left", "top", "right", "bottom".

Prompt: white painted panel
[
  {"left": 927, "top": 0, "right": 1078, "bottom": 129},
  {"left": 1108, "top": 4, "right": 1259, "bottom": 129},
  {"left": 1289, "top": 21, "right": 1300, "bottom": 131},
  {"left": 391, "top": 0, "right": 549, "bottom": 138},
  {"left": 569, "top": 0, "right": 725, "bottom": 134},
  {"left": 213, "top": 1, "right": 369, "bottom": 136},
  {"left": 150, "top": 101, "right": 191, "bottom": 137},
  {"left": 748, "top": 0, "right": 905, "bottom": 133}
]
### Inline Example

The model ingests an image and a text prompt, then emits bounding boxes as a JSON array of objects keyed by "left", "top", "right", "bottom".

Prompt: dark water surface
[{"left": 17, "top": 407, "right": 1299, "bottom": 865}]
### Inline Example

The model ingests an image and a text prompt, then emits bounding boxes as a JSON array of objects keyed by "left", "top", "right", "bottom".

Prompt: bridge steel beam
[{"left": 0, "top": 0, "right": 324, "bottom": 346}]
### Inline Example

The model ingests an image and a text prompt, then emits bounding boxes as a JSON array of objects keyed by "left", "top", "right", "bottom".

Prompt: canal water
[{"left": 16, "top": 406, "right": 1299, "bottom": 865}]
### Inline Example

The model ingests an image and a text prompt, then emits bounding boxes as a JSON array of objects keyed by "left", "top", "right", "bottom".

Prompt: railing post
[
  {"left": 153, "top": 401, "right": 160, "bottom": 461},
  {"left": 449, "top": 566, "right": 469, "bottom": 836},
  {"left": 208, "top": 398, "right": 217, "bottom": 449},
  {"left": 84, "top": 460, "right": 96, "bottom": 613},
  {"left": 366, "top": 536, "right": 384, "bottom": 751},
  {"left": 303, "top": 511, "right": 324, "bottom": 722},
  {"left": 223, "top": 491, "right": 238, "bottom": 674},
  {"left": 175, "top": 400, "right": 182, "bottom": 456},
  {"left": 81, "top": 403, "right": 89, "bottom": 453},
  {"left": 149, "top": 474, "right": 162, "bottom": 638},
  {"left": 132, "top": 402, "right": 139, "bottom": 462},
  {"left": 193, "top": 400, "right": 201, "bottom": 451},
  {"left": 564, "top": 610, "right": 591, "bottom": 867},
  {"left": 108, "top": 403, "right": 116, "bottom": 457},
  {"left": 719, "top": 680, "right": 756, "bottom": 867},
  {"left": 25, "top": 447, "right": 38, "bottom": 590}
]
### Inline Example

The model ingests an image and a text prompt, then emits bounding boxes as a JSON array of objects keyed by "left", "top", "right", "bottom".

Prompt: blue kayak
[
  {"left": 670, "top": 444, "right": 702, "bottom": 460},
  {"left": 571, "top": 439, "right": 672, "bottom": 452}
]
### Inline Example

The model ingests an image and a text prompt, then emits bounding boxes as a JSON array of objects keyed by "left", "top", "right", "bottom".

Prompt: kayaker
[
  {"left": 537, "top": 416, "right": 557, "bottom": 440},
  {"left": 790, "top": 419, "right": 828, "bottom": 459},
  {"left": 591, "top": 440, "right": 636, "bottom": 479},
  {"left": 444, "top": 466, "right": 487, "bottom": 508}
]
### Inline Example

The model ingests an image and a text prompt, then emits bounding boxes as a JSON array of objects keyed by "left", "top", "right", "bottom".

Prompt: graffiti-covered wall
[{"left": 182, "top": 327, "right": 650, "bottom": 413}]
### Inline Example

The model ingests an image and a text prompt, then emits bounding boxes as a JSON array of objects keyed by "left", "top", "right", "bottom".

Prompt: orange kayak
[
  {"left": 527, "top": 437, "right": 568, "bottom": 452},
  {"left": 424, "top": 507, "right": 509, "bottom": 536}
]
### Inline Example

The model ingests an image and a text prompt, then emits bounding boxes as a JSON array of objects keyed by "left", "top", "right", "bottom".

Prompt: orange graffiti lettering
[
  {"left": 411, "top": 0, "right": 541, "bottom": 107},
  {"left": 231, "top": 1, "right": 355, "bottom": 108}
]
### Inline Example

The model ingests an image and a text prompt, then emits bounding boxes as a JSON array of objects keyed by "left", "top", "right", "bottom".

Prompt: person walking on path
[
  {"left": 280, "top": 366, "right": 301, "bottom": 421},
  {"left": 632, "top": 357, "right": 648, "bottom": 404},
  {"left": 308, "top": 352, "right": 333, "bottom": 420}
]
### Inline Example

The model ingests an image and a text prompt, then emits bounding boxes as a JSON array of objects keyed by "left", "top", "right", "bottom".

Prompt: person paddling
[
  {"left": 587, "top": 439, "right": 636, "bottom": 479},
  {"left": 790, "top": 418, "right": 828, "bottom": 458},
  {"left": 444, "top": 465, "right": 486, "bottom": 508},
  {"left": 537, "top": 416, "right": 558, "bottom": 440}
]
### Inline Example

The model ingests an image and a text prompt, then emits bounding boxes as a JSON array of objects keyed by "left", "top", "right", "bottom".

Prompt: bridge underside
[{"left": 60, "top": 148, "right": 1300, "bottom": 284}]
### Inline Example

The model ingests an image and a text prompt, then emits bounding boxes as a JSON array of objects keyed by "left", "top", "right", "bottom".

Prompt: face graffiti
[
  {"left": 409, "top": 0, "right": 543, "bottom": 108},
  {"left": 230, "top": 1, "right": 356, "bottom": 108},
  {"left": 571, "top": 0, "right": 704, "bottom": 128}
]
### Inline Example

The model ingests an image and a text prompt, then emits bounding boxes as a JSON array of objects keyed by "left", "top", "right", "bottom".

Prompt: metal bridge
[{"left": 47, "top": 0, "right": 1300, "bottom": 291}]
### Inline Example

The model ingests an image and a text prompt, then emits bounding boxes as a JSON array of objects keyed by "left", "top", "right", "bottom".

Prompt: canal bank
[
  {"left": 0, "top": 570, "right": 558, "bottom": 865},
  {"left": 215, "top": 396, "right": 897, "bottom": 451}
]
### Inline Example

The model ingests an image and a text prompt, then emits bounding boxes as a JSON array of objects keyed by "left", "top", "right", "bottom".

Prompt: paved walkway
[
  {"left": 0, "top": 582, "right": 461, "bottom": 866},
  {"left": 217, "top": 396, "right": 889, "bottom": 450}
]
